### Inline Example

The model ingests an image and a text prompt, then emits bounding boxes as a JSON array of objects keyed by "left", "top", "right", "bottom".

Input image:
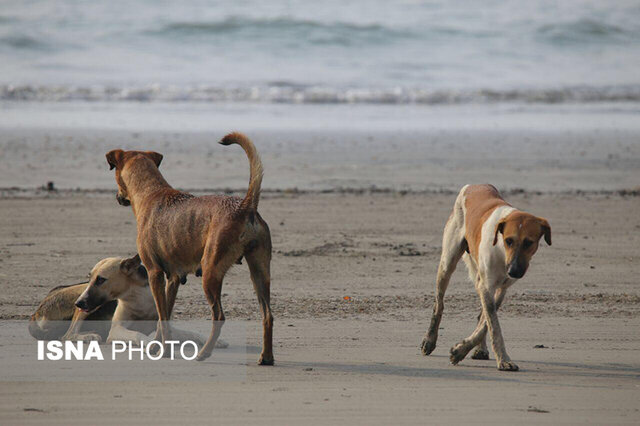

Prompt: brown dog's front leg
[
  {"left": 61, "top": 309, "right": 91, "bottom": 341},
  {"left": 148, "top": 269, "right": 171, "bottom": 349},
  {"left": 165, "top": 275, "right": 181, "bottom": 320}
]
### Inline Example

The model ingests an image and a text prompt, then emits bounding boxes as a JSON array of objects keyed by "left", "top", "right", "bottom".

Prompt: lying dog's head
[
  {"left": 75, "top": 254, "right": 148, "bottom": 313},
  {"left": 493, "top": 212, "right": 551, "bottom": 279},
  {"left": 105, "top": 149, "right": 163, "bottom": 206}
]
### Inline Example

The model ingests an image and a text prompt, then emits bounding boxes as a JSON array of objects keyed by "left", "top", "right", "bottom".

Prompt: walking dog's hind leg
[
  {"left": 246, "top": 247, "right": 274, "bottom": 365},
  {"left": 421, "top": 211, "right": 466, "bottom": 356}
]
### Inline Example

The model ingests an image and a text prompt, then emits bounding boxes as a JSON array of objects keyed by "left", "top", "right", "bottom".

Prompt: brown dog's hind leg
[
  {"left": 421, "top": 213, "right": 466, "bottom": 356},
  {"left": 196, "top": 268, "right": 225, "bottom": 361},
  {"left": 246, "top": 247, "right": 274, "bottom": 365}
]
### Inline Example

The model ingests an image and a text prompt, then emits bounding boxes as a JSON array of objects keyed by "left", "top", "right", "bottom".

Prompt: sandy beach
[{"left": 1, "top": 124, "right": 639, "bottom": 424}]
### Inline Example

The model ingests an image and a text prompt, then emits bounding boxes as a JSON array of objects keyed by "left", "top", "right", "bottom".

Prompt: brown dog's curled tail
[{"left": 219, "top": 132, "right": 263, "bottom": 211}]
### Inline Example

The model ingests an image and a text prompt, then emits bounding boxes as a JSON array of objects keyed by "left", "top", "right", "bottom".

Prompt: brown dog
[
  {"left": 106, "top": 133, "right": 273, "bottom": 364},
  {"left": 420, "top": 184, "right": 551, "bottom": 371}
]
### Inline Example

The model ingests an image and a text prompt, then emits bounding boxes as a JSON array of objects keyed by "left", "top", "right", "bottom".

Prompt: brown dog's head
[
  {"left": 493, "top": 212, "right": 551, "bottom": 279},
  {"left": 105, "top": 149, "right": 163, "bottom": 206},
  {"left": 75, "top": 254, "right": 148, "bottom": 313}
]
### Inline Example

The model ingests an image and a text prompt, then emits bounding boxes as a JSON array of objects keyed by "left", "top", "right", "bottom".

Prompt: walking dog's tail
[{"left": 219, "top": 132, "right": 263, "bottom": 211}]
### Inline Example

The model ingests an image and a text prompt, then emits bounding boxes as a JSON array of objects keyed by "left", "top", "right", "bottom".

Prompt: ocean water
[{"left": 1, "top": 0, "right": 640, "bottom": 105}]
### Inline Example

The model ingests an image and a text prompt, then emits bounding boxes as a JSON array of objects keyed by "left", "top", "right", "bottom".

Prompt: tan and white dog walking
[{"left": 420, "top": 184, "right": 551, "bottom": 371}]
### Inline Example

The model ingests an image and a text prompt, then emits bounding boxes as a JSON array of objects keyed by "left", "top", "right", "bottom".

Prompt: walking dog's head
[
  {"left": 493, "top": 211, "right": 551, "bottom": 279},
  {"left": 75, "top": 255, "right": 148, "bottom": 313},
  {"left": 105, "top": 149, "right": 163, "bottom": 206}
]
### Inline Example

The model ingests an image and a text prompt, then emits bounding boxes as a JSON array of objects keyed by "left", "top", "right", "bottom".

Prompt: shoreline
[{"left": 2, "top": 185, "right": 640, "bottom": 200}]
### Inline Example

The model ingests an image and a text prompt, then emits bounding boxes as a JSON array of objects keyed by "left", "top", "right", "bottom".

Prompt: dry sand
[{"left": 0, "top": 125, "right": 639, "bottom": 424}]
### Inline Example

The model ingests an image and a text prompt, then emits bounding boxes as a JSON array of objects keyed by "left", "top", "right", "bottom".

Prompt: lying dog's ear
[
  {"left": 120, "top": 254, "right": 141, "bottom": 276},
  {"left": 493, "top": 219, "right": 506, "bottom": 246},
  {"left": 106, "top": 149, "right": 124, "bottom": 170},
  {"left": 136, "top": 264, "right": 148, "bottom": 281},
  {"left": 145, "top": 151, "right": 163, "bottom": 168},
  {"left": 538, "top": 217, "right": 552, "bottom": 246}
]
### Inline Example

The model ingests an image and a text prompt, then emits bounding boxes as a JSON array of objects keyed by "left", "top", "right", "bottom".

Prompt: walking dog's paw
[
  {"left": 258, "top": 353, "right": 274, "bottom": 366},
  {"left": 498, "top": 360, "right": 519, "bottom": 371},
  {"left": 449, "top": 345, "right": 468, "bottom": 365},
  {"left": 420, "top": 339, "right": 436, "bottom": 356},
  {"left": 471, "top": 348, "right": 490, "bottom": 360}
]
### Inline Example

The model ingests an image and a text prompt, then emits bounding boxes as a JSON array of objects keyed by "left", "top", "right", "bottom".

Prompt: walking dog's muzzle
[{"left": 507, "top": 258, "right": 526, "bottom": 279}]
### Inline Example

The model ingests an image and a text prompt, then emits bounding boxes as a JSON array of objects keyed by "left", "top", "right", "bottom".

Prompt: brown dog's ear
[
  {"left": 493, "top": 219, "right": 506, "bottom": 246},
  {"left": 106, "top": 149, "right": 124, "bottom": 170},
  {"left": 538, "top": 217, "right": 552, "bottom": 246},
  {"left": 145, "top": 151, "right": 163, "bottom": 168},
  {"left": 120, "top": 254, "right": 141, "bottom": 275}
]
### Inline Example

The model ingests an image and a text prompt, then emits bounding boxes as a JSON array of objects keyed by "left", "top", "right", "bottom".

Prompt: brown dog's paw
[
  {"left": 498, "top": 360, "right": 519, "bottom": 371},
  {"left": 420, "top": 339, "right": 436, "bottom": 356},
  {"left": 195, "top": 349, "right": 213, "bottom": 362},
  {"left": 449, "top": 345, "right": 468, "bottom": 365},
  {"left": 471, "top": 348, "right": 490, "bottom": 360},
  {"left": 258, "top": 354, "right": 274, "bottom": 366}
]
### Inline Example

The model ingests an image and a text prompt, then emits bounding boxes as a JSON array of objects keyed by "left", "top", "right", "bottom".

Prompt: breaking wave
[{"left": 3, "top": 84, "right": 640, "bottom": 104}]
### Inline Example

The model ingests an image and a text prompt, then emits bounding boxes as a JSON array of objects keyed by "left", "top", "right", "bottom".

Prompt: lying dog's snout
[
  {"left": 116, "top": 194, "right": 130, "bottom": 206},
  {"left": 75, "top": 298, "right": 89, "bottom": 311}
]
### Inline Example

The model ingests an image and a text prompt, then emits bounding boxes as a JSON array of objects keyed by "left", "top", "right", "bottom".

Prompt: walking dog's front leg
[
  {"left": 450, "top": 286, "right": 507, "bottom": 364},
  {"left": 478, "top": 285, "right": 518, "bottom": 371}
]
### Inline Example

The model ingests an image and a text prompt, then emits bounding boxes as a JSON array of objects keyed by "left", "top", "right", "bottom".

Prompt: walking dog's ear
[
  {"left": 120, "top": 254, "right": 141, "bottom": 276},
  {"left": 145, "top": 151, "right": 163, "bottom": 168},
  {"left": 493, "top": 219, "right": 506, "bottom": 246},
  {"left": 106, "top": 149, "right": 124, "bottom": 170},
  {"left": 538, "top": 217, "right": 552, "bottom": 246}
]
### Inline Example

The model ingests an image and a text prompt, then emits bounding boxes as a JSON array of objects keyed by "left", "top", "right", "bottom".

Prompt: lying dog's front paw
[
  {"left": 65, "top": 333, "right": 102, "bottom": 343},
  {"left": 449, "top": 345, "right": 468, "bottom": 365},
  {"left": 420, "top": 338, "right": 436, "bottom": 356},
  {"left": 80, "top": 333, "right": 103, "bottom": 343},
  {"left": 471, "top": 348, "right": 490, "bottom": 360},
  {"left": 215, "top": 339, "right": 229, "bottom": 349},
  {"left": 498, "top": 360, "right": 519, "bottom": 371}
]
